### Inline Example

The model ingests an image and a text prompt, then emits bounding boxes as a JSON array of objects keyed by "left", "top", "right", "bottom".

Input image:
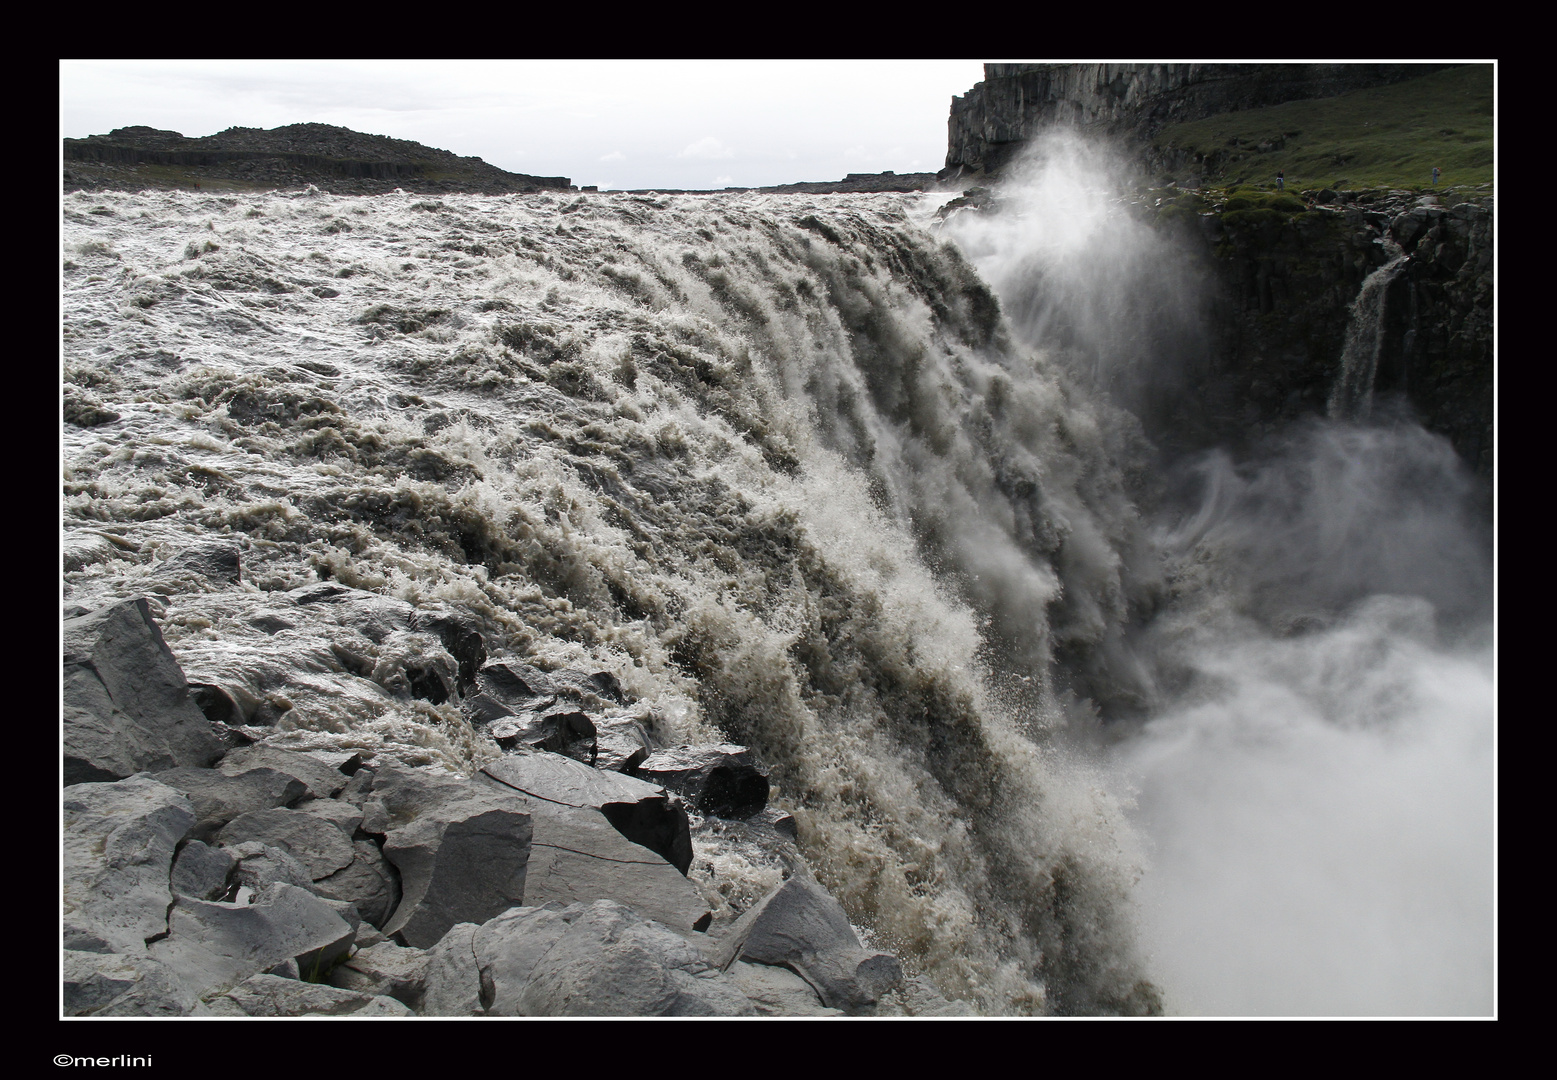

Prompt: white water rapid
[{"left": 60, "top": 145, "right": 1493, "bottom": 1015}]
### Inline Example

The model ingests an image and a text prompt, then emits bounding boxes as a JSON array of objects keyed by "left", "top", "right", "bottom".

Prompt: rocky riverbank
[{"left": 63, "top": 593, "right": 967, "bottom": 1017}]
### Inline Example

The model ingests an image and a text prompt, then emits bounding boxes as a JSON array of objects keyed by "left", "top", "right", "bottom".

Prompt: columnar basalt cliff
[{"left": 945, "top": 64, "right": 1454, "bottom": 177}]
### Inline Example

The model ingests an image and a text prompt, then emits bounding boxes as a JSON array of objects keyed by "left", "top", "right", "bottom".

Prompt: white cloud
[
  {"left": 714, "top": 175, "right": 733, "bottom": 186},
  {"left": 679, "top": 136, "right": 735, "bottom": 159},
  {"left": 599, "top": 150, "right": 625, "bottom": 162}
]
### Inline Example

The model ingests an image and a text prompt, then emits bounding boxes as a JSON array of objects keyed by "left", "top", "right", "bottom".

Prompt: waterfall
[
  {"left": 62, "top": 185, "right": 1163, "bottom": 1015},
  {"left": 1327, "top": 254, "right": 1409, "bottom": 421},
  {"left": 61, "top": 157, "right": 1492, "bottom": 1014}
]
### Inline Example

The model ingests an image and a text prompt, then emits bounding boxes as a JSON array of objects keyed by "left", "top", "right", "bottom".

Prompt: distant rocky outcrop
[
  {"left": 63, "top": 124, "right": 573, "bottom": 195},
  {"left": 615, "top": 171, "right": 944, "bottom": 196},
  {"left": 944, "top": 64, "right": 1456, "bottom": 177}
]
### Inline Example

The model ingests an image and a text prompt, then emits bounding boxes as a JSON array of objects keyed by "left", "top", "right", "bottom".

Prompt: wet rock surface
[
  {"left": 55, "top": 594, "right": 939, "bottom": 1015},
  {"left": 636, "top": 744, "right": 770, "bottom": 820}
]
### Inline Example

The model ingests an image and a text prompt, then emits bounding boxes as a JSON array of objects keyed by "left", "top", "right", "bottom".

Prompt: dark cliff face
[
  {"left": 1144, "top": 192, "right": 1493, "bottom": 478},
  {"left": 946, "top": 64, "right": 1456, "bottom": 176},
  {"left": 62, "top": 123, "right": 573, "bottom": 195}
]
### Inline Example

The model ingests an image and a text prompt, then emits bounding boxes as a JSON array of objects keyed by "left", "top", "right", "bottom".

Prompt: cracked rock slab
[
  {"left": 217, "top": 807, "right": 356, "bottom": 881},
  {"left": 366, "top": 764, "right": 533, "bottom": 949},
  {"left": 62, "top": 775, "right": 195, "bottom": 954},
  {"left": 203, "top": 973, "right": 413, "bottom": 1016},
  {"left": 523, "top": 804, "right": 709, "bottom": 933},
  {"left": 63, "top": 598, "right": 225, "bottom": 784},
  {"left": 480, "top": 752, "right": 692, "bottom": 874},
  {"left": 218, "top": 745, "right": 353, "bottom": 800},
  {"left": 148, "top": 882, "right": 356, "bottom": 998},
  {"left": 151, "top": 766, "right": 307, "bottom": 840}
]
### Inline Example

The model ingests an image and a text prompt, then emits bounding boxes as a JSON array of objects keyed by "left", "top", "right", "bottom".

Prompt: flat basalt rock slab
[
  {"left": 522, "top": 805, "right": 710, "bottom": 933},
  {"left": 217, "top": 807, "right": 356, "bottom": 881},
  {"left": 148, "top": 882, "right": 356, "bottom": 999},
  {"left": 151, "top": 765, "right": 307, "bottom": 840},
  {"left": 481, "top": 752, "right": 692, "bottom": 874},
  {"left": 217, "top": 745, "right": 352, "bottom": 800}
]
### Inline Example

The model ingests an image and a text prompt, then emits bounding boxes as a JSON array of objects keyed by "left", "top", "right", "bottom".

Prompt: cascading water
[
  {"left": 62, "top": 184, "right": 1161, "bottom": 1014},
  {"left": 1327, "top": 253, "right": 1409, "bottom": 421},
  {"left": 942, "top": 132, "right": 1494, "bottom": 1016},
  {"left": 60, "top": 139, "right": 1492, "bottom": 1015}
]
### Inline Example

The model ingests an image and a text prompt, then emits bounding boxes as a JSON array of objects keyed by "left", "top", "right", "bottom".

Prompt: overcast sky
[{"left": 60, "top": 60, "right": 987, "bottom": 190}]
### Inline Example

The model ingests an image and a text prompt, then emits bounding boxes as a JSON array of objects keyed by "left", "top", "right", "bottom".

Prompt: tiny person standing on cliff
[
  {"left": 1432, "top": 166, "right": 1441, "bottom": 185},
  {"left": 1276, "top": 171, "right": 1285, "bottom": 191}
]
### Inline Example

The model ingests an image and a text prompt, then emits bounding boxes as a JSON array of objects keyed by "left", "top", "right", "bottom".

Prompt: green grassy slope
[{"left": 1153, "top": 65, "right": 1493, "bottom": 193}]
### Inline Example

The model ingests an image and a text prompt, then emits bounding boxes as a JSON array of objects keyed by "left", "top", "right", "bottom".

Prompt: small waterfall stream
[{"left": 1327, "top": 254, "right": 1409, "bottom": 421}]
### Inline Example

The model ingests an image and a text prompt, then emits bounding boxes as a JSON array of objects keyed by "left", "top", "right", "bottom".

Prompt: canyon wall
[{"left": 945, "top": 64, "right": 1453, "bottom": 175}]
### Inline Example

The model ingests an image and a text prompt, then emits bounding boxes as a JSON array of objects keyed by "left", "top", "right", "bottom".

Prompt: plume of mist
[
  {"left": 940, "top": 129, "right": 1495, "bottom": 1015},
  {"left": 941, "top": 130, "right": 1211, "bottom": 428}
]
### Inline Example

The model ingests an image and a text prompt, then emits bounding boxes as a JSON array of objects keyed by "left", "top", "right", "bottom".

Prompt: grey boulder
[
  {"left": 636, "top": 744, "right": 770, "bottom": 819},
  {"left": 715, "top": 875, "right": 904, "bottom": 1013},
  {"left": 489, "top": 708, "right": 597, "bottom": 764},
  {"left": 418, "top": 923, "right": 483, "bottom": 1016},
  {"left": 594, "top": 717, "right": 654, "bottom": 773},
  {"left": 481, "top": 752, "right": 692, "bottom": 874},
  {"left": 226, "top": 840, "right": 314, "bottom": 893},
  {"left": 62, "top": 775, "right": 195, "bottom": 953},
  {"left": 63, "top": 598, "right": 224, "bottom": 783},
  {"left": 328, "top": 940, "right": 429, "bottom": 1009},
  {"left": 508, "top": 900, "right": 754, "bottom": 1016},
  {"left": 522, "top": 804, "right": 710, "bottom": 933},
  {"left": 365, "top": 763, "right": 533, "bottom": 948},
  {"left": 169, "top": 839, "right": 237, "bottom": 901},
  {"left": 216, "top": 807, "right": 356, "bottom": 881},
  {"left": 727, "top": 960, "right": 842, "bottom": 1016},
  {"left": 203, "top": 973, "right": 413, "bottom": 1016},
  {"left": 218, "top": 745, "right": 353, "bottom": 800},
  {"left": 312, "top": 840, "right": 401, "bottom": 929},
  {"left": 63, "top": 950, "right": 197, "bottom": 1017},
  {"left": 148, "top": 882, "right": 357, "bottom": 998},
  {"left": 150, "top": 765, "right": 307, "bottom": 840}
]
